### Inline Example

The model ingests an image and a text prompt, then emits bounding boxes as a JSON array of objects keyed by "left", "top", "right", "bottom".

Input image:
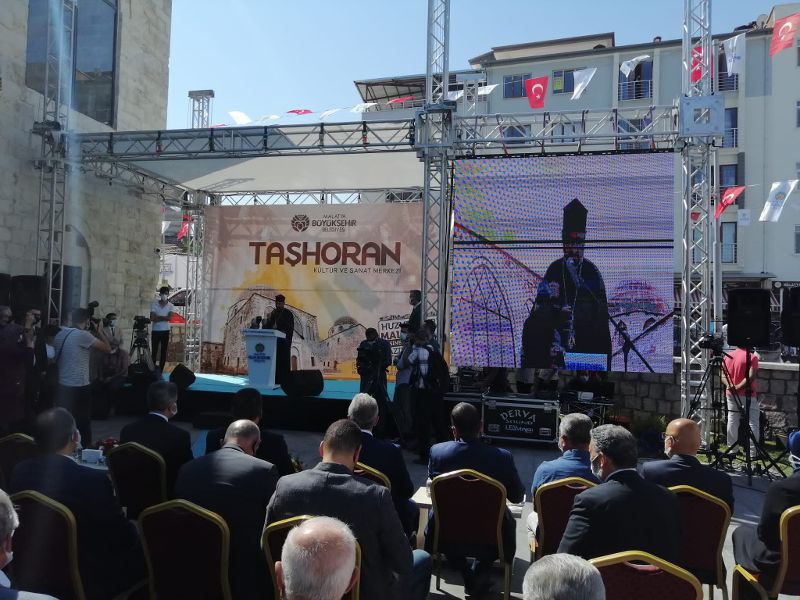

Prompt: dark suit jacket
[
  {"left": 0, "top": 585, "right": 57, "bottom": 600},
  {"left": 358, "top": 431, "right": 414, "bottom": 503},
  {"left": 119, "top": 413, "right": 193, "bottom": 494},
  {"left": 10, "top": 454, "right": 141, "bottom": 595},
  {"left": 205, "top": 426, "right": 294, "bottom": 476},
  {"left": 640, "top": 454, "right": 734, "bottom": 510},
  {"left": 408, "top": 303, "right": 422, "bottom": 335},
  {"left": 558, "top": 469, "right": 679, "bottom": 562},
  {"left": 746, "top": 470, "right": 800, "bottom": 572},
  {"left": 174, "top": 444, "right": 279, "bottom": 600},
  {"left": 266, "top": 462, "right": 412, "bottom": 600}
]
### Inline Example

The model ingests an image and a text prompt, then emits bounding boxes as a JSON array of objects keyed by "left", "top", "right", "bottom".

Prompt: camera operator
[
  {"left": 722, "top": 346, "right": 761, "bottom": 452},
  {"left": 149, "top": 286, "right": 175, "bottom": 373},
  {"left": 53, "top": 307, "right": 112, "bottom": 446},
  {"left": 104, "top": 312, "right": 123, "bottom": 347},
  {"left": 0, "top": 306, "right": 35, "bottom": 434}
]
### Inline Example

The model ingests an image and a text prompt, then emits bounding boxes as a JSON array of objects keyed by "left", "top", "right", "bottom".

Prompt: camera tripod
[{"left": 129, "top": 330, "right": 156, "bottom": 373}]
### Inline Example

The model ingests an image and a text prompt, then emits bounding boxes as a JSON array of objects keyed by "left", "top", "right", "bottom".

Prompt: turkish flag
[
  {"left": 177, "top": 215, "right": 190, "bottom": 240},
  {"left": 387, "top": 96, "right": 415, "bottom": 104},
  {"left": 770, "top": 12, "right": 800, "bottom": 57},
  {"left": 287, "top": 109, "right": 312, "bottom": 115},
  {"left": 525, "top": 76, "right": 548, "bottom": 109},
  {"left": 690, "top": 46, "right": 714, "bottom": 83},
  {"left": 715, "top": 186, "right": 746, "bottom": 219}
]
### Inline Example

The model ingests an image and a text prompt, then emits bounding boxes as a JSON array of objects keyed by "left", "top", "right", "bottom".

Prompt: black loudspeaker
[
  {"left": 781, "top": 287, "right": 800, "bottom": 347},
  {"left": 169, "top": 363, "right": 197, "bottom": 392},
  {"left": 727, "top": 288, "right": 771, "bottom": 348},
  {"left": 280, "top": 369, "right": 324, "bottom": 397},
  {"left": 0, "top": 274, "right": 10, "bottom": 306},
  {"left": 10, "top": 275, "right": 46, "bottom": 317}
]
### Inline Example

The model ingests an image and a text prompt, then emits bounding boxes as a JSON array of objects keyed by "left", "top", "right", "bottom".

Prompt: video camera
[
  {"left": 133, "top": 315, "right": 151, "bottom": 331},
  {"left": 698, "top": 332, "right": 725, "bottom": 354}
]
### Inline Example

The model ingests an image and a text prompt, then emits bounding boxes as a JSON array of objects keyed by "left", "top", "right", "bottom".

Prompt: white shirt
[{"left": 150, "top": 301, "right": 175, "bottom": 332}]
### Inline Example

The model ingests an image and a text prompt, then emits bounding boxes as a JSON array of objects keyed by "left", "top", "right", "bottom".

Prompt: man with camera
[
  {"left": 52, "top": 307, "right": 112, "bottom": 446},
  {"left": 149, "top": 286, "right": 175, "bottom": 373}
]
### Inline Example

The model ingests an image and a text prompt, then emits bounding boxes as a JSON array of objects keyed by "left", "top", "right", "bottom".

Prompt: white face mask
[
  {"left": 400, "top": 332, "right": 408, "bottom": 341},
  {"left": 590, "top": 454, "right": 602, "bottom": 479},
  {"left": 160, "top": 293, "right": 168, "bottom": 301},
  {"left": 110, "top": 320, "right": 117, "bottom": 328},
  {"left": 5, "top": 551, "right": 12, "bottom": 566}
]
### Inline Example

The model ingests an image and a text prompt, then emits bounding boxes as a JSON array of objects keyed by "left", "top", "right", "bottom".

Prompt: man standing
[
  {"left": 522, "top": 199, "right": 612, "bottom": 370},
  {"left": 266, "top": 419, "right": 431, "bottom": 600},
  {"left": 408, "top": 289, "right": 422, "bottom": 335},
  {"left": 176, "top": 420, "right": 279, "bottom": 600},
  {"left": 119, "top": 381, "right": 193, "bottom": 496},
  {"left": 641, "top": 418, "right": 734, "bottom": 510},
  {"left": 428, "top": 402, "right": 525, "bottom": 595},
  {"left": 264, "top": 294, "right": 294, "bottom": 384},
  {"left": 52, "top": 307, "right": 111, "bottom": 446},
  {"left": 558, "top": 424, "right": 679, "bottom": 562},
  {"left": 149, "top": 286, "right": 175, "bottom": 373},
  {"left": 390, "top": 322, "right": 415, "bottom": 443},
  {"left": 0, "top": 306, "right": 34, "bottom": 433},
  {"left": 356, "top": 328, "right": 393, "bottom": 436},
  {"left": 722, "top": 346, "right": 760, "bottom": 449}
]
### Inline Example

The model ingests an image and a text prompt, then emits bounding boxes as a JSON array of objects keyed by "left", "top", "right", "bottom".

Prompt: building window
[
  {"left": 796, "top": 225, "right": 800, "bottom": 254},
  {"left": 717, "top": 50, "right": 739, "bottom": 92},
  {"left": 618, "top": 60, "right": 653, "bottom": 100},
  {"left": 719, "top": 164, "right": 744, "bottom": 207},
  {"left": 552, "top": 69, "right": 581, "bottom": 94},
  {"left": 503, "top": 74, "right": 530, "bottom": 98},
  {"left": 721, "top": 222, "right": 737, "bottom": 263},
  {"left": 25, "top": 0, "right": 118, "bottom": 126},
  {"left": 723, "top": 107, "right": 738, "bottom": 147},
  {"left": 500, "top": 124, "right": 531, "bottom": 144}
]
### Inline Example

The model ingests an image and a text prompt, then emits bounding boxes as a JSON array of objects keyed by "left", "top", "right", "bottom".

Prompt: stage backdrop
[
  {"left": 202, "top": 203, "right": 422, "bottom": 378},
  {"left": 450, "top": 154, "right": 675, "bottom": 373}
]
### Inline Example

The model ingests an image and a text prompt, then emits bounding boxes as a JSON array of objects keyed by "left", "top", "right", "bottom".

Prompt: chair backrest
[
  {"left": 0, "top": 434, "right": 38, "bottom": 488},
  {"left": 262, "top": 515, "right": 361, "bottom": 600},
  {"left": 534, "top": 476, "right": 596, "bottom": 558},
  {"left": 591, "top": 551, "right": 702, "bottom": 600},
  {"left": 10, "top": 490, "right": 86, "bottom": 600},
  {"left": 139, "top": 499, "right": 233, "bottom": 600},
  {"left": 668, "top": 485, "right": 731, "bottom": 584},
  {"left": 430, "top": 469, "right": 508, "bottom": 563},
  {"left": 732, "top": 565, "right": 768, "bottom": 600},
  {"left": 106, "top": 442, "right": 167, "bottom": 519},
  {"left": 354, "top": 462, "right": 391, "bottom": 489},
  {"left": 771, "top": 505, "right": 800, "bottom": 596}
]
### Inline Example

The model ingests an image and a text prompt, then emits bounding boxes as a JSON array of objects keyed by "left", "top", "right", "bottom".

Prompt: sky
[{"left": 166, "top": 0, "right": 784, "bottom": 129}]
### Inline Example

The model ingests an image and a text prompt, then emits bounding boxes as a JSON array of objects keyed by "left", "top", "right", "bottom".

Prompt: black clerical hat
[{"left": 562, "top": 198, "right": 588, "bottom": 240}]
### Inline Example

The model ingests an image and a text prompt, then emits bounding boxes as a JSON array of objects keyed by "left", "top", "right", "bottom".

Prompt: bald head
[
  {"left": 664, "top": 418, "right": 701, "bottom": 457},
  {"left": 277, "top": 516, "right": 358, "bottom": 600},
  {"left": 224, "top": 419, "right": 261, "bottom": 456}
]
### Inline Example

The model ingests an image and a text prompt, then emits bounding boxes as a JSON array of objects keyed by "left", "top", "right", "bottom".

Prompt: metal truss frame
[
  {"left": 213, "top": 189, "right": 423, "bottom": 206},
  {"left": 188, "top": 90, "right": 214, "bottom": 129},
  {"left": 183, "top": 193, "right": 210, "bottom": 370},
  {"left": 35, "top": 0, "right": 76, "bottom": 322}
]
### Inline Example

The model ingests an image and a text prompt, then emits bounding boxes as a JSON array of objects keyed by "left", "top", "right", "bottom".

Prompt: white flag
[
  {"left": 228, "top": 111, "right": 252, "bottom": 126},
  {"left": 446, "top": 90, "right": 464, "bottom": 101},
  {"left": 759, "top": 180, "right": 799, "bottom": 222},
  {"left": 477, "top": 84, "right": 498, "bottom": 96},
  {"left": 620, "top": 54, "right": 650, "bottom": 77},
  {"left": 723, "top": 33, "right": 746, "bottom": 76},
  {"left": 318, "top": 108, "right": 342, "bottom": 120},
  {"left": 351, "top": 102, "right": 377, "bottom": 113},
  {"left": 737, "top": 209, "right": 751, "bottom": 227},
  {"left": 161, "top": 221, "right": 170, "bottom": 234},
  {"left": 571, "top": 67, "right": 597, "bottom": 100}
]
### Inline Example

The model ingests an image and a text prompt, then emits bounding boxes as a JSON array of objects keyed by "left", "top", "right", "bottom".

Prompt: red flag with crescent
[
  {"left": 770, "top": 12, "right": 800, "bottom": 57},
  {"left": 177, "top": 215, "right": 190, "bottom": 240},
  {"left": 715, "top": 186, "right": 745, "bottom": 219},
  {"left": 525, "top": 76, "right": 548, "bottom": 109}
]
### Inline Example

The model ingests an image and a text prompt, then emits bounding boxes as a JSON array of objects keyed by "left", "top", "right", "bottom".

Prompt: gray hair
[
  {"left": 591, "top": 424, "right": 638, "bottom": 470},
  {"left": 224, "top": 419, "right": 261, "bottom": 445},
  {"left": 281, "top": 516, "right": 357, "bottom": 600},
  {"left": 347, "top": 393, "right": 378, "bottom": 430},
  {"left": 559, "top": 413, "right": 593, "bottom": 446},
  {"left": 523, "top": 553, "right": 605, "bottom": 600},
  {"left": 0, "top": 490, "right": 18, "bottom": 542}
]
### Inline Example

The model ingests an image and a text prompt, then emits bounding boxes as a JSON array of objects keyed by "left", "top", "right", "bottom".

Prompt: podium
[{"left": 242, "top": 329, "right": 286, "bottom": 389}]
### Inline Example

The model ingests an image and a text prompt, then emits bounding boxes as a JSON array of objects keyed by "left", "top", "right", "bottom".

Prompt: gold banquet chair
[
  {"left": 106, "top": 442, "right": 167, "bottom": 519},
  {"left": 591, "top": 551, "right": 703, "bottom": 600},
  {"left": 354, "top": 461, "right": 391, "bottom": 489},
  {"left": 532, "top": 476, "right": 597, "bottom": 560}
]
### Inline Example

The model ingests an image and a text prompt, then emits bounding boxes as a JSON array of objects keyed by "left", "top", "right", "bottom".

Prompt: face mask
[
  {"left": 5, "top": 551, "right": 12, "bottom": 565},
  {"left": 400, "top": 332, "right": 408, "bottom": 341},
  {"left": 590, "top": 454, "right": 602, "bottom": 479},
  {"left": 160, "top": 294, "right": 168, "bottom": 301},
  {"left": 110, "top": 320, "right": 117, "bottom": 328}
]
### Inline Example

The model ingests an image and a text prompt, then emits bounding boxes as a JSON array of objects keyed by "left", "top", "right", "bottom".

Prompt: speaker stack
[
  {"left": 726, "top": 288, "right": 772, "bottom": 348},
  {"left": 280, "top": 369, "right": 324, "bottom": 398},
  {"left": 781, "top": 287, "right": 800, "bottom": 347}
]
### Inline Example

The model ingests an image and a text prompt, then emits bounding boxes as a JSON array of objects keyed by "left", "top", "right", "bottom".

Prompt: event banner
[
  {"left": 202, "top": 204, "right": 422, "bottom": 378},
  {"left": 450, "top": 154, "right": 675, "bottom": 373}
]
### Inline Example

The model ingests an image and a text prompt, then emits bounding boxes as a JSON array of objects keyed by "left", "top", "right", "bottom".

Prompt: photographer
[
  {"left": 0, "top": 306, "right": 35, "bottom": 434},
  {"left": 149, "top": 286, "right": 175, "bottom": 373},
  {"left": 53, "top": 307, "right": 112, "bottom": 446}
]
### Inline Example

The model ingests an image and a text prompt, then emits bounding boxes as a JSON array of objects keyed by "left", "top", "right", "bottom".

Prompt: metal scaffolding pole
[
  {"left": 183, "top": 193, "right": 210, "bottom": 371},
  {"left": 188, "top": 90, "right": 215, "bottom": 129},
  {"left": 34, "top": 0, "right": 76, "bottom": 322}
]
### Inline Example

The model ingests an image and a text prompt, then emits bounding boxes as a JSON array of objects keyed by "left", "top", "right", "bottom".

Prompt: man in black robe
[
  {"left": 264, "top": 294, "right": 295, "bottom": 384},
  {"left": 522, "top": 199, "right": 612, "bottom": 370}
]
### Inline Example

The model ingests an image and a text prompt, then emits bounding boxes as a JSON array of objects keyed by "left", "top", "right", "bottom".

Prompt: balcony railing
[
  {"left": 717, "top": 74, "right": 739, "bottom": 92},
  {"left": 721, "top": 242, "right": 738, "bottom": 264},
  {"left": 618, "top": 79, "right": 653, "bottom": 101},
  {"left": 722, "top": 128, "right": 738, "bottom": 148}
]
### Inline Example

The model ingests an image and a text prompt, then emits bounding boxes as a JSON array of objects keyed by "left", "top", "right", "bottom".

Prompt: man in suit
[
  {"left": 263, "top": 294, "right": 294, "bottom": 384},
  {"left": 205, "top": 387, "right": 295, "bottom": 476},
  {"left": 0, "top": 488, "right": 58, "bottom": 599},
  {"left": 119, "top": 380, "right": 193, "bottom": 494},
  {"left": 175, "top": 420, "right": 279, "bottom": 600},
  {"left": 276, "top": 517, "right": 359, "bottom": 600},
  {"left": 347, "top": 393, "right": 417, "bottom": 535},
  {"left": 640, "top": 418, "right": 734, "bottom": 510},
  {"left": 427, "top": 402, "right": 525, "bottom": 595},
  {"left": 266, "top": 419, "right": 431, "bottom": 600},
  {"left": 733, "top": 430, "right": 800, "bottom": 586},
  {"left": 408, "top": 289, "right": 422, "bottom": 335},
  {"left": 558, "top": 424, "right": 679, "bottom": 562},
  {"left": 10, "top": 408, "right": 144, "bottom": 600}
]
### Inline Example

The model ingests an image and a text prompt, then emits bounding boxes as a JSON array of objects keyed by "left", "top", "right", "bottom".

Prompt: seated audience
[
  {"left": 119, "top": 380, "right": 193, "bottom": 494},
  {"left": 266, "top": 419, "right": 431, "bottom": 600},
  {"left": 733, "top": 430, "right": 800, "bottom": 586},
  {"left": 347, "top": 393, "right": 417, "bottom": 535},
  {"left": 527, "top": 413, "right": 599, "bottom": 540},
  {"left": 427, "top": 402, "right": 525, "bottom": 596},
  {"left": 523, "top": 553, "right": 605, "bottom": 600},
  {"left": 175, "top": 420, "right": 279, "bottom": 600},
  {"left": 558, "top": 424, "right": 679, "bottom": 562},
  {"left": 275, "top": 516, "right": 360, "bottom": 600},
  {"left": 640, "top": 418, "right": 734, "bottom": 510},
  {"left": 205, "top": 387, "right": 294, "bottom": 476},
  {"left": 0, "top": 488, "right": 58, "bottom": 599},
  {"left": 10, "top": 408, "right": 143, "bottom": 599}
]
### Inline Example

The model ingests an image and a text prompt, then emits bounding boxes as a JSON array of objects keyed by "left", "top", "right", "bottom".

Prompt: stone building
[
  {"left": 318, "top": 317, "right": 366, "bottom": 377},
  {"left": 0, "top": 1, "right": 171, "bottom": 334}
]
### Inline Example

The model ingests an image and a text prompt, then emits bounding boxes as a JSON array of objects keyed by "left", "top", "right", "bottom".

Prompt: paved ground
[{"left": 92, "top": 415, "right": 783, "bottom": 599}]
